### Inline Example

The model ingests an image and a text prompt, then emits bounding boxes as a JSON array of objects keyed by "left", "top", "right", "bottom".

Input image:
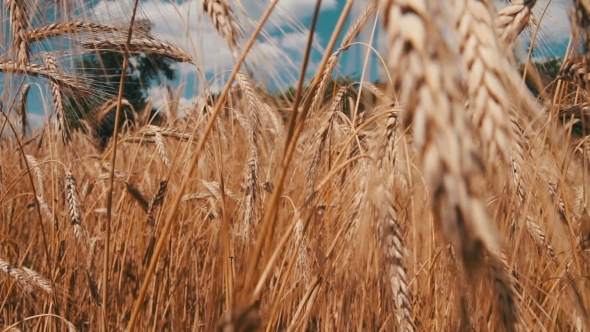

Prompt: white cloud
[{"left": 87, "top": 0, "right": 321, "bottom": 89}]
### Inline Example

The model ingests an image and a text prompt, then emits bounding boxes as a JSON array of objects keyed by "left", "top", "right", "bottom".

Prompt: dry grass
[{"left": 2, "top": 0, "right": 590, "bottom": 331}]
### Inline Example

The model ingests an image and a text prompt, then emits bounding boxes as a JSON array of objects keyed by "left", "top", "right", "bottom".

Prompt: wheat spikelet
[
  {"left": 25, "top": 155, "right": 46, "bottom": 201},
  {"left": 42, "top": 53, "right": 70, "bottom": 145},
  {"left": 80, "top": 37, "right": 192, "bottom": 63},
  {"left": 452, "top": 0, "right": 513, "bottom": 161},
  {"left": 149, "top": 179, "right": 167, "bottom": 211},
  {"left": 361, "top": 82, "right": 393, "bottom": 104},
  {"left": 202, "top": 0, "right": 241, "bottom": 57},
  {"left": 495, "top": 0, "right": 537, "bottom": 48},
  {"left": 7, "top": 0, "right": 30, "bottom": 66}
]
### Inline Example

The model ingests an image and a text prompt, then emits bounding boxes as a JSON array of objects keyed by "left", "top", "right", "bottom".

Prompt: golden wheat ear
[{"left": 203, "top": 0, "right": 242, "bottom": 59}]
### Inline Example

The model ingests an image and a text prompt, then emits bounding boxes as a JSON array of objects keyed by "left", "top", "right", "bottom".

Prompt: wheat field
[{"left": 1, "top": 0, "right": 590, "bottom": 331}]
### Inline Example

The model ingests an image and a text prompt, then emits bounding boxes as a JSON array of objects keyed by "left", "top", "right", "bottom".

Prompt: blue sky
[{"left": 0, "top": 0, "right": 576, "bottom": 128}]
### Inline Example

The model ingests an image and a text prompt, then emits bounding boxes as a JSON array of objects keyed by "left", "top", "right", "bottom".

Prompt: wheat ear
[
  {"left": 306, "top": 87, "right": 348, "bottom": 197},
  {"left": 374, "top": 183, "right": 414, "bottom": 331},
  {"left": 146, "top": 179, "right": 168, "bottom": 225},
  {"left": 236, "top": 72, "right": 262, "bottom": 239},
  {"left": 379, "top": 0, "right": 497, "bottom": 264},
  {"left": 65, "top": 168, "right": 90, "bottom": 246},
  {"left": 372, "top": 112, "right": 414, "bottom": 331},
  {"left": 0, "top": 257, "right": 54, "bottom": 297},
  {"left": 153, "top": 130, "right": 171, "bottom": 168},
  {"left": 309, "top": 4, "right": 376, "bottom": 117},
  {"left": 0, "top": 61, "right": 88, "bottom": 94},
  {"left": 453, "top": 0, "right": 514, "bottom": 161},
  {"left": 7, "top": 0, "right": 30, "bottom": 66},
  {"left": 124, "top": 181, "right": 150, "bottom": 213},
  {"left": 42, "top": 53, "right": 70, "bottom": 145},
  {"left": 380, "top": 0, "right": 517, "bottom": 328},
  {"left": 495, "top": 0, "right": 537, "bottom": 48},
  {"left": 81, "top": 37, "right": 192, "bottom": 63},
  {"left": 26, "top": 21, "right": 128, "bottom": 42},
  {"left": 24, "top": 155, "right": 53, "bottom": 222},
  {"left": 202, "top": 0, "right": 241, "bottom": 58},
  {"left": 18, "top": 84, "right": 31, "bottom": 138}
]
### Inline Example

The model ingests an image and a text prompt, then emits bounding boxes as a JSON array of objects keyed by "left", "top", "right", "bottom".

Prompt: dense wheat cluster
[{"left": 1, "top": 0, "right": 590, "bottom": 330}]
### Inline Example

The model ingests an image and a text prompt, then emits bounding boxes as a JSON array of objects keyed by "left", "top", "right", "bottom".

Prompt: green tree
[
  {"left": 67, "top": 20, "right": 176, "bottom": 147},
  {"left": 520, "top": 56, "right": 563, "bottom": 96}
]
